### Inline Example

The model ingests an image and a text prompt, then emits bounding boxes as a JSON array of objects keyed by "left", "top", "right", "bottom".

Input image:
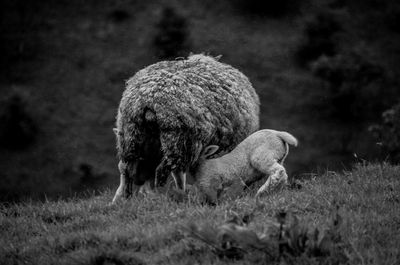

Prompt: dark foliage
[
  {"left": 153, "top": 7, "right": 190, "bottom": 60},
  {"left": 377, "top": 0, "right": 400, "bottom": 34},
  {"left": 329, "top": 0, "right": 400, "bottom": 33},
  {"left": 107, "top": 9, "right": 131, "bottom": 23},
  {"left": 295, "top": 11, "right": 342, "bottom": 68},
  {"left": 370, "top": 102, "right": 400, "bottom": 163},
  {"left": 0, "top": 0, "right": 45, "bottom": 82},
  {"left": 229, "top": 0, "right": 303, "bottom": 18},
  {"left": 311, "top": 50, "right": 390, "bottom": 123},
  {"left": 0, "top": 94, "right": 37, "bottom": 150}
]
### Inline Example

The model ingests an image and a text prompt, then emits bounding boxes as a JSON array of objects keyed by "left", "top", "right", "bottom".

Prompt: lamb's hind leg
[
  {"left": 256, "top": 163, "right": 288, "bottom": 196},
  {"left": 249, "top": 146, "right": 288, "bottom": 196}
]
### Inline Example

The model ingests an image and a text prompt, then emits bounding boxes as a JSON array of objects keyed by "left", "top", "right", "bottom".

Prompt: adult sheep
[{"left": 112, "top": 54, "right": 260, "bottom": 203}]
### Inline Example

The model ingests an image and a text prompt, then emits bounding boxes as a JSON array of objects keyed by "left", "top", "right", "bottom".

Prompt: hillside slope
[{"left": 1, "top": 163, "right": 399, "bottom": 264}]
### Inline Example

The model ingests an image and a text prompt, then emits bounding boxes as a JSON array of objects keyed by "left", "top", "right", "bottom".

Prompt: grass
[{"left": 1, "top": 162, "right": 399, "bottom": 265}]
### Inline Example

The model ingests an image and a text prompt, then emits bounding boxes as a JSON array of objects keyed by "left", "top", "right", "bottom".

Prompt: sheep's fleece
[{"left": 115, "top": 54, "right": 260, "bottom": 193}]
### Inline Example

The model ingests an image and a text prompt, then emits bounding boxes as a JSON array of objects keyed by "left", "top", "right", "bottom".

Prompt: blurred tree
[
  {"left": 230, "top": 0, "right": 303, "bottom": 18},
  {"left": 153, "top": 7, "right": 190, "bottom": 60},
  {"left": 0, "top": 0, "right": 44, "bottom": 82},
  {"left": 0, "top": 94, "right": 37, "bottom": 150},
  {"left": 311, "top": 50, "right": 390, "bottom": 123},
  {"left": 107, "top": 9, "right": 131, "bottom": 23},
  {"left": 295, "top": 11, "right": 342, "bottom": 68},
  {"left": 309, "top": 48, "right": 397, "bottom": 155},
  {"left": 370, "top": 103, "right": 400, "bottom": 163}
]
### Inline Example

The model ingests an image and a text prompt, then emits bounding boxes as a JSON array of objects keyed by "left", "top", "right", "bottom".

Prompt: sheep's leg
[
  {"left": 171, "top": 172, "right": 179, "bottom": 189},
  {"left": 125, "top": 162, "right": 140, "bottom": 198},
  {"left": 155, "top": 159, "right": 168, "bottom": 187},
  {"left": 112, "top": 167, "right": 125, "bottom": 203},
  {"left": 171, "top": 171, "right": 187, "bottom": 191},
  {"left": 112, "top": 161, "right": 128, "bottom": 203},
  {"left": 157, "top": 131, "right": 188, "bottom": 190},
  {"left": 112, "top": 160, "right": 140, "bottom": 203},
  {"left": 256, "top": 163, "right": 288, "bottom": 196}
]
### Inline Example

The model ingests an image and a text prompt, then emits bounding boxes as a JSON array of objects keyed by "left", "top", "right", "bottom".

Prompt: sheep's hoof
[{"left": 111, "top": 195, "right": 124, "bottom": 205}]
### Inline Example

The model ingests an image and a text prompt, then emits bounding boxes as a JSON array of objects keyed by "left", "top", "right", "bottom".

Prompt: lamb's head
[{"left": 187, "top": 145, "right": 220, "bottom": 184}]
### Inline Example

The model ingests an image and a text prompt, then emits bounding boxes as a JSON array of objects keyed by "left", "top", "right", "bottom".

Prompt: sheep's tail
[
  {"left": 275, "top": 131, "right": 298, "bottom": 164},
  {"left": 144, "top": 107, "right": 157, "bottom": 123}
]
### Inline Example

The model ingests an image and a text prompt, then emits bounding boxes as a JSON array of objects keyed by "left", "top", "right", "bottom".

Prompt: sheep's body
[
  {"left": 192, "top": 129, "right": 298, "bottom": 204},
  {"left": 112, "top": 54, "right": 260, "bottom": 203}
]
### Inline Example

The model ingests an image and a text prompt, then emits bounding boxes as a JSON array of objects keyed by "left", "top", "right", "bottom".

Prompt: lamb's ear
[{"left": 202, "top": 145, "right": 219, "bottom": 159}]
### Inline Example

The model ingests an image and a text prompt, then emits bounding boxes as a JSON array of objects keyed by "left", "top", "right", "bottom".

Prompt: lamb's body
[
  {"left": 112, "top": 54, "right": 260, "bottom": 203},
  {"left": 193, "top": 129, "right": 297, "bottom": 203}
]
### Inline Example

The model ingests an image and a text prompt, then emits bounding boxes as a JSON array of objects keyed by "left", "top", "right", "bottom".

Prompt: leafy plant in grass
[
  {"left": 185, "top": 207, "right": 347, "bottom": 263},
  {"left": 153, "top": 7, "right": 190, "bottom": 60}
]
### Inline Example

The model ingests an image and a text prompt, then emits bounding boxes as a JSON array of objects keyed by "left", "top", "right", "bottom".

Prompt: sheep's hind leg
[{"left": 155, "top": 159, "right": 168, "bottom": 187}]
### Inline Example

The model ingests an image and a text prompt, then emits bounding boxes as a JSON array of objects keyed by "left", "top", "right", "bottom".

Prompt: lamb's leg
[
  {"left": 256, "top": 163, "right": 288, "bottom": 196},
  {"left": 248, "top": 146, "right": 276, "bottom": 185},
  {"left": 139, "top": 181, "right": 154, "bottom": 195},
  {"left": 249, "top": 146, "right": 288, "bottom": 196}
]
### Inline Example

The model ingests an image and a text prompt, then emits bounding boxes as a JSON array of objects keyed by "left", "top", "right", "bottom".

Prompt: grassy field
[{"left": 1, "top": 163, "right": 399, "bottom": 265}]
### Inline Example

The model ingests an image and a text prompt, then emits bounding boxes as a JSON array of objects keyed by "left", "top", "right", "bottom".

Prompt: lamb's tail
[
  {"left": 275, "top": 131, "right": 298, "bottom": 147},
  {"left": 275, "top": 131, "right": 298, "bottom": 164}
]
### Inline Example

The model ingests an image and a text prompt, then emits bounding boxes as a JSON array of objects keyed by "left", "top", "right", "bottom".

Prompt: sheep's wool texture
[{"left": 116, "top": 54, "right": 260, "bottom": 172}]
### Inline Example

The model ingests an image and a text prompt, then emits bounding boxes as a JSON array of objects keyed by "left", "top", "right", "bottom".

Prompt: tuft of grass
[{"left": 1, "top": 163, "right": 400, "bottom": 264}]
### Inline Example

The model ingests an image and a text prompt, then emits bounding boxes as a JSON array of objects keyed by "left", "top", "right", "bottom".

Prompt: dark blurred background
[{"left": 1, "top": 0, "right": 400, "bottom": 202}]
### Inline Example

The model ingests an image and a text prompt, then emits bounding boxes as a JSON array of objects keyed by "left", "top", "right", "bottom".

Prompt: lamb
[
  {"left": 112, "top": 54, "right": 260, "bottom": 203},
  {"left": 188, "top": 129, "right": 298, "bottom": 204}
]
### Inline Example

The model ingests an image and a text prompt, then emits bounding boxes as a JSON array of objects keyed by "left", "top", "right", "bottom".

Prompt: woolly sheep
[
  {"left": 188, "top": 129, "right": 298, "bottom": 204},
  {"left": 112, "top": 54, "right": 260, "bottom": 203}
]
